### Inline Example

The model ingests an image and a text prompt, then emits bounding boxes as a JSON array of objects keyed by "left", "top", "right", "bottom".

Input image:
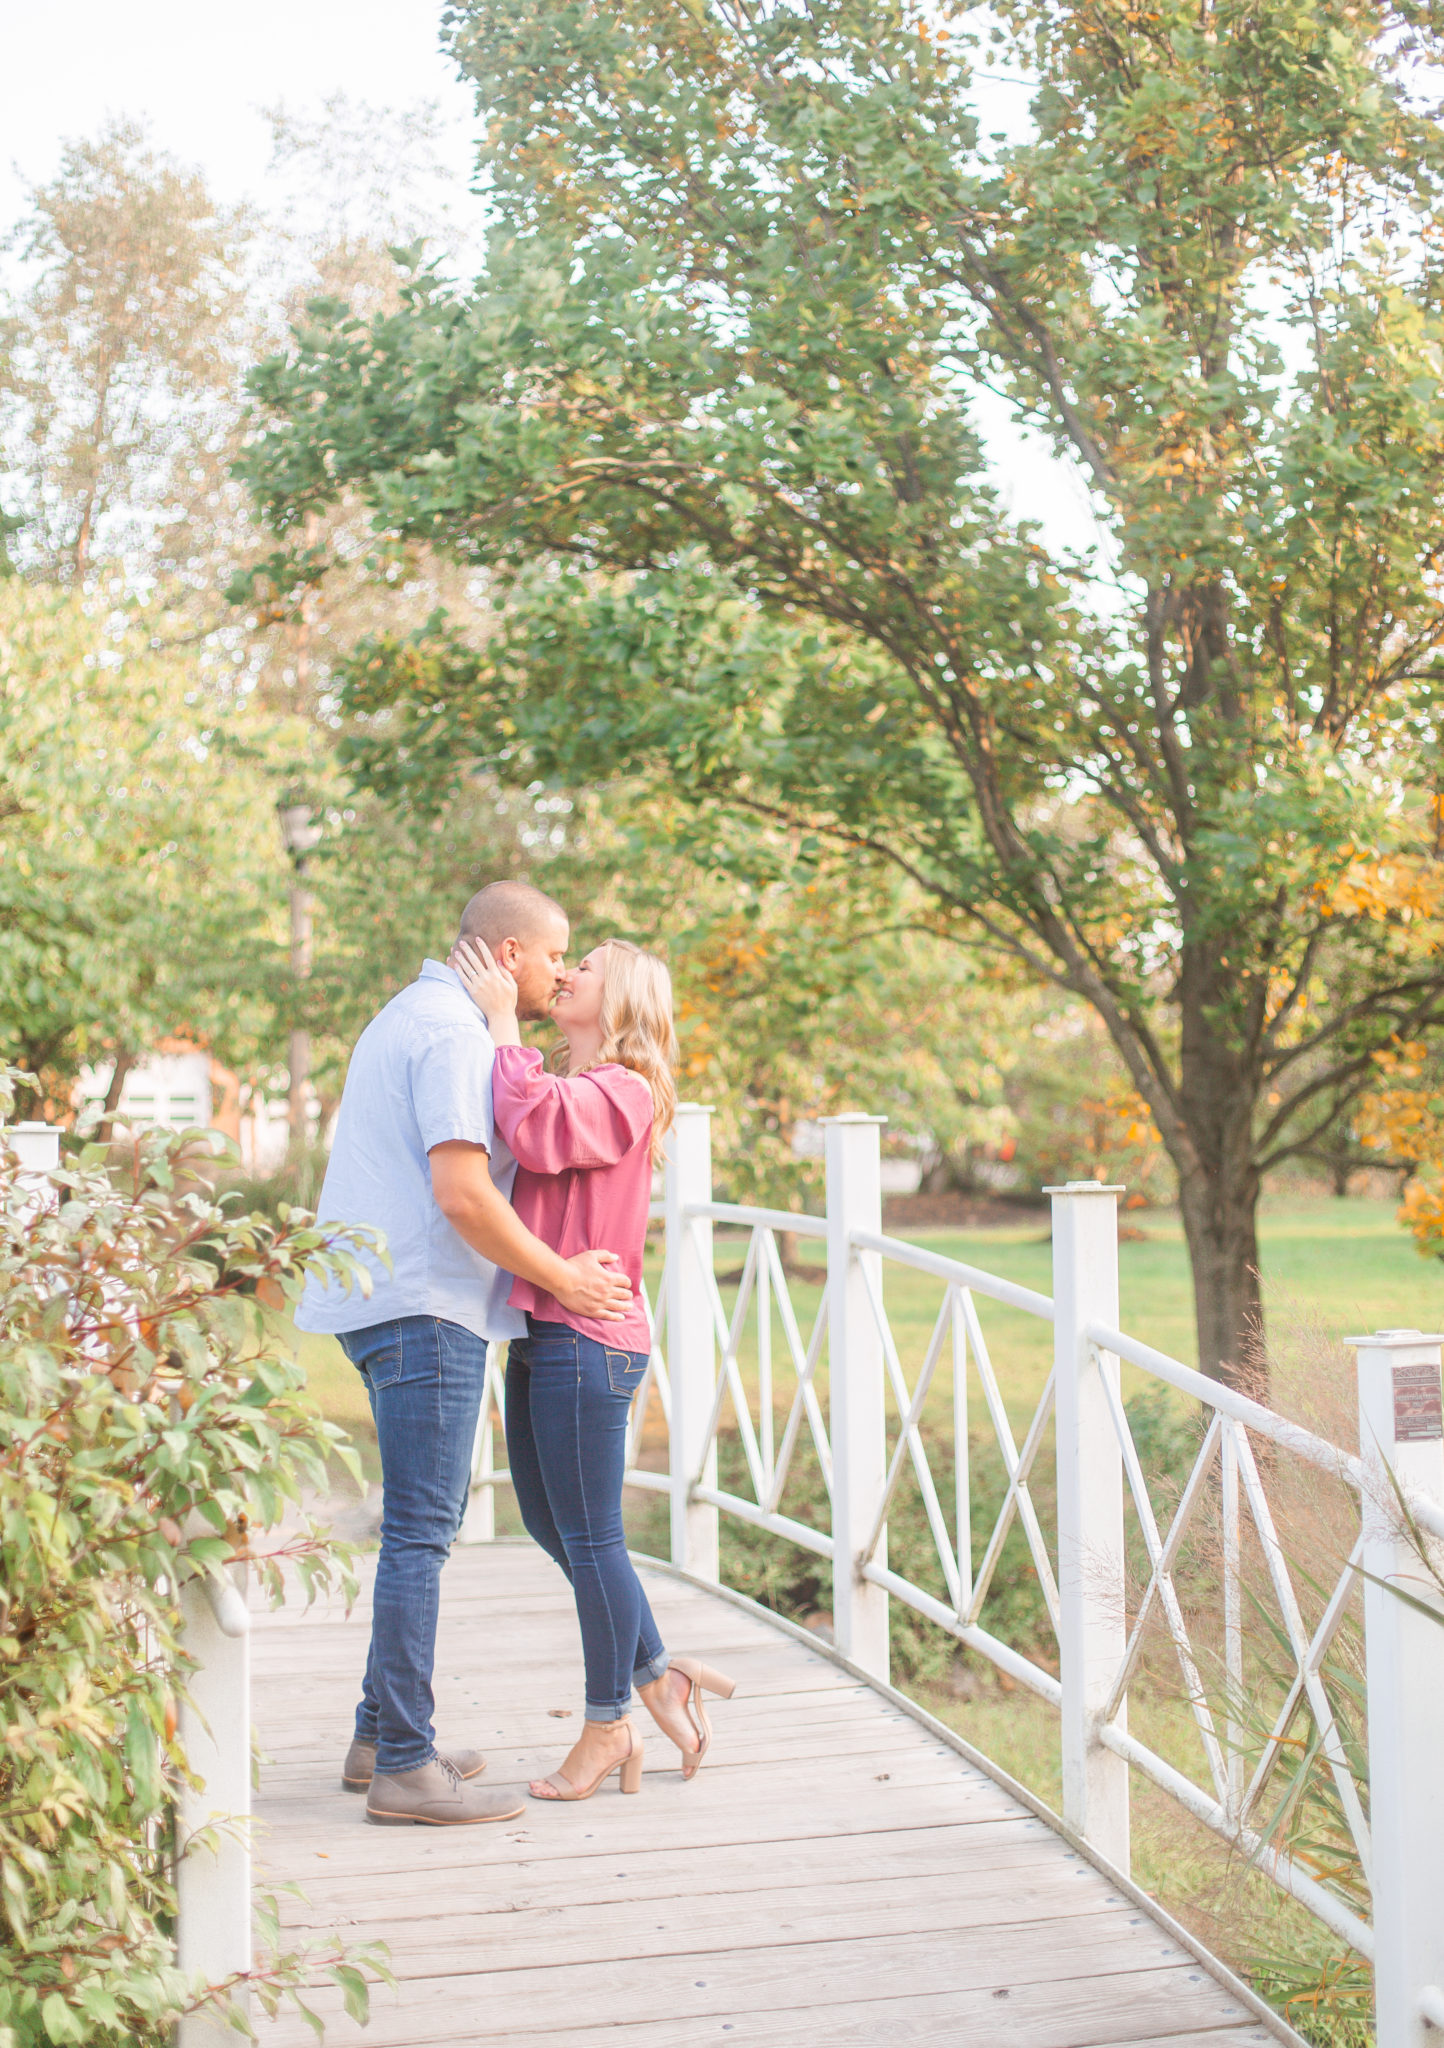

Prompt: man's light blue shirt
[{"left": 296, "top": 959, "right": 526, "bottom": 1344}]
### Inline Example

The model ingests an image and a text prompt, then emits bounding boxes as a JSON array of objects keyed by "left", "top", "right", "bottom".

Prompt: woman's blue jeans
[
  {"left": 339, "top": 1316, "right": 487, "bottom": 1773},
  {"left": 506, "top": 1318, "right": 669, "bottom": 1721}
]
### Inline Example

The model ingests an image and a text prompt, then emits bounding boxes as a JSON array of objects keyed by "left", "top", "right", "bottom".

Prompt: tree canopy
[
  {"left": 240, "top": 0, "right": 1444, "bottom": 1377},
  {"left": 0, "top": 585, "right": 284, "bottom": 1108}
]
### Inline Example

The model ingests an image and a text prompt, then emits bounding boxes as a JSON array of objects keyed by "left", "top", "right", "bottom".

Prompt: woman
[{"left": 449, "top": 933, "right": 734, "bottom": 1802}]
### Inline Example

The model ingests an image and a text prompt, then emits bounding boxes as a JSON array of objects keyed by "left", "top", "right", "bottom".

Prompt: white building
[
  {"left": 81, "top": 1050, "right": 213, "bottom": 1133},
  {"left": 79, "top": 1053, "right": 292, "bottom": 1172}
]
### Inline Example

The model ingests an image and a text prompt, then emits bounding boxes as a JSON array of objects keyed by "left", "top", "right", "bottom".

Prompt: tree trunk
[
  {"left": 102, "top": 1047, "right": 135, "bottom": 1120},
  {"left": 1169, "top": 958, "right": 1265, "bottom": 1387},
  {"left": 1176, "top": 1167, "right": 1264, "bottom": 1388}
]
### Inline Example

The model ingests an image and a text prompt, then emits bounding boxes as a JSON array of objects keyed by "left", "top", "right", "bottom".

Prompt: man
[{"left": 298, "top": 879, "right": 633, "bottom": 1826}]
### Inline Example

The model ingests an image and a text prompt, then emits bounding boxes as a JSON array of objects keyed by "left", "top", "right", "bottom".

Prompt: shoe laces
[{"left": 435, "top": 1754, "right": 463, "bottom": 1790}]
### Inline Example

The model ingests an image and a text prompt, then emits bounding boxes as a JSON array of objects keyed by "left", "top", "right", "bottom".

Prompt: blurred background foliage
[
  {"left": 1, "top": 92, "right": 1438, "bottom": 1254},
  {"left": 0, "top": 108, "right": 1177, "bottom": 1216}
]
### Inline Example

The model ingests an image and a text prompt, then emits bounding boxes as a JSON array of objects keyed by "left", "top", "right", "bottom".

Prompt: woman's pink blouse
[{"left": 490, "top": 1043, "right": 655, "bottom": 1351}]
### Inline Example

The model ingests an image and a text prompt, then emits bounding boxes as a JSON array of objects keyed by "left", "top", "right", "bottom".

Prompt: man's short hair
[{"left": 459, "top": 880, "right": 568, "bottom": 950}]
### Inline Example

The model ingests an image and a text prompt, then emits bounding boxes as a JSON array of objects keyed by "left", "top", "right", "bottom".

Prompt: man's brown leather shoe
[
  {"left": 365, "top": 1756, "right": 525, "bottom": 1827},
  {"left": 342, "top": 1739, "right": 487, "bottom": 1792}
]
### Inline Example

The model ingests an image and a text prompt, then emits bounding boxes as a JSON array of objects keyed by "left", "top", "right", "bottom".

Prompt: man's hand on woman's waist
[{"left": 553, "top": 1249, "right": 635, "bottom": 1321}]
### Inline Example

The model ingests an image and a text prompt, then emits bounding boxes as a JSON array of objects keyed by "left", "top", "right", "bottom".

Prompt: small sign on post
[{"left": 1391, "top": 1362, "right": 1444, "bottom": 1444}]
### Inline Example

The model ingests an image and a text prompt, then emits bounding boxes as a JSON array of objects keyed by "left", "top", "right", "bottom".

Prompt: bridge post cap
[
  {"left": 1042, "top": 1180, "right": 1127, "bottom": 1194},
  {"left": 818, "top": 1113, "right": 888, "bottom": 1125},
  {"left": 1346, "top": 1328, "right": 1444, "bottom": 1347}
]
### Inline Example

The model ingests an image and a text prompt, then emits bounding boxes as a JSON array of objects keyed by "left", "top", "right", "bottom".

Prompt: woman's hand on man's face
[{"left": 449, "top": 937, "right": 521, "bottom": 1035}]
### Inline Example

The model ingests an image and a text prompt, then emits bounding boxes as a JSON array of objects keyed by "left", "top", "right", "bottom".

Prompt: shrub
[
  {"left": 0, "top": 1076, "right": 387, "bottom": 2047},
  {"left": 214, "top": 1142, "right": 332, "bottom": 1228}
]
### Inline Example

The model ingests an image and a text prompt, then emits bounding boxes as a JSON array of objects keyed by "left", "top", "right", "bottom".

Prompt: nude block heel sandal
[
  {"left": 532, "top": 1727, "right": 645, "bottom": 1802},
  {"left": 670, "top": 1656, "right": 737, "bottom": 1781}
]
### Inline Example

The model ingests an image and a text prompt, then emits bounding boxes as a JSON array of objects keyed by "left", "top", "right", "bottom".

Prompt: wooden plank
[
  {"left": 1103, "top": 2038, "right": 1274, "bottom": 2048},
  {"left": 280, "top": 1868, "right": 1160, "bottom": 1975},
  {"left": 259, "top": 1995, "right": 1269, "bottom": 2048},
  {"left": 249, "top": 1543, "right": 1273, "bottom": 2048},
  {"left": 250, "top": 1641, "right": 860, "bottom": 1681},
  {"left": 253, "top": 1801, "right": 1023, "bottom": 1890},
  {"left": 253, "top": 1774, "right": 1022, "bottom": 1870},
  {"left": 258, "top": 1795, "right": 1039, "bottom": 1867},
  {"left": 257, "top": 1947, "right": 1251, "bottom": 2048},
  {"left": 258, "top": 1724, "right": 976, "bottom": 1784},
  {"left": 268, "top": 1817, "right": 1073, "bottom": 1919}
]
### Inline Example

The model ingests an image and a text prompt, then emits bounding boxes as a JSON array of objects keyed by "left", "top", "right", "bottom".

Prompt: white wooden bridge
[
  {"left": 173, "top": 1110, "right": 1444, "bottom": 2047},
  {"left": 248, "top": 1543, "right": 1280, "bottom": 2047}
]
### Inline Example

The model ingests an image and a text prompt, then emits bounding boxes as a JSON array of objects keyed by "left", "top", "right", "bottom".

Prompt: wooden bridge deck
[{"left": 251, "top": 1542, "right": 1281, "bottom": 2048}]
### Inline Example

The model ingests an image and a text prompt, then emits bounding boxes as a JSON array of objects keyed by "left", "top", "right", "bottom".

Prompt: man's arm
[{"left": 428, "top": 1141, "right": 633, "bottom": 1323}]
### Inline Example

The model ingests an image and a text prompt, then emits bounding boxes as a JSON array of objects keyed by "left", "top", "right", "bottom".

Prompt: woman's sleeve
[{"left": 491, "top": 1045, "right": 653, "bottom": 1172}]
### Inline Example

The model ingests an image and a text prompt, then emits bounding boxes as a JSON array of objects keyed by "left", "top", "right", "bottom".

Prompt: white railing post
[
  {"left": 176, "top": 1562, "right": 251, "bottom": 2045},
  {"left": 824, "top": 1114, "right": 889, "bottom": 1680},
  {"left": 10, "top": 1120, "right": 61, "bottom": 1178},
  {"left": 1352, "top": 1329, "right": 1444, "bottom": 2048},
  {"left": 460, "top": 1343, "right": 504, "bottom": 1544},
  {"left": 9, "top": 1122, "right": 61, "bottom": 1222},
  {"left": 1048, "top": 1179, "right": 1130, "bottom": 1873},
  {"left": 665, "top": 1105, "right": 719, "bottom": 1579}
]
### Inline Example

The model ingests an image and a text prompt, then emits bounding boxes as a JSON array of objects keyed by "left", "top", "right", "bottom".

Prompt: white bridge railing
[{"left": 467, "top": 1105, "right": 1444, "bottom": 2048}]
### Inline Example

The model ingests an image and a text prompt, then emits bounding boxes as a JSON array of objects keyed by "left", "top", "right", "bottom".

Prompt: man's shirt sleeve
[{"left": 412, "top": 1024, "right": 496, "bottom": 1153}]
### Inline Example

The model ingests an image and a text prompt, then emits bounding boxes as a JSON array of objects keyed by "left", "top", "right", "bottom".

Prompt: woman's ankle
[{"left": 583, "top": 1713, "right": 633, "bottom": 1738}]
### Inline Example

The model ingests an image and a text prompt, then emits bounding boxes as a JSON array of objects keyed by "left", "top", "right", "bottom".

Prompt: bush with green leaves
[{"left": 0, "top": 1076, "right": 388, "bottom": 2046}]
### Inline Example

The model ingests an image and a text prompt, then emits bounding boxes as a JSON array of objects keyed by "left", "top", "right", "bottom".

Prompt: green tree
[
  {"left": 0, "top": 111, "right": 502, "bottom": 1142},
  {"left": 239, "top": 0, "right": 1444, "bottom": 1380},
  {"left": 0, "top": 583, "right": 286, "bottom": 1114}
]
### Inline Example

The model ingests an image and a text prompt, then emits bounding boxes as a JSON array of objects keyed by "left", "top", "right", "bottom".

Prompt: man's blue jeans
[
  {"left": 505, "top": 1318, "right": 669, "bottom": 1720},
  {"left": 339, "top": 1317, "right": 487, "bottom": 1773}
]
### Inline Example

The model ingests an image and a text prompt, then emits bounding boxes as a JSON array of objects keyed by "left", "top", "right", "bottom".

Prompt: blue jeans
[
  {"left": 339, "top": 1317, "right": 488, "bottom": 1773},
  {"left": 506, "top": 1318, "right": 669, "bottom": 1720}
]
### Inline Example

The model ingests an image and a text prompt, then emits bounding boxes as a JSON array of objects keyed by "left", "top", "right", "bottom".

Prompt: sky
[
  {"left": 0, "top": 0, "right": 477, "bottom": 221},
  {"left": 0, "top": 0, "right": 1105, "bottom": 565}
]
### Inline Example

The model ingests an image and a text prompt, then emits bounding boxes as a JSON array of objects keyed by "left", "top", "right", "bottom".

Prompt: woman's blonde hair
[{"left": 560, "top": 940, "right": 678, "bottom": 1163}]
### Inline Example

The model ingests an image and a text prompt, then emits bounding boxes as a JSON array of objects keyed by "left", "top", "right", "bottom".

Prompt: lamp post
[{"left": 277, "top": 801, "right": 323, "bottom": 1154}]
